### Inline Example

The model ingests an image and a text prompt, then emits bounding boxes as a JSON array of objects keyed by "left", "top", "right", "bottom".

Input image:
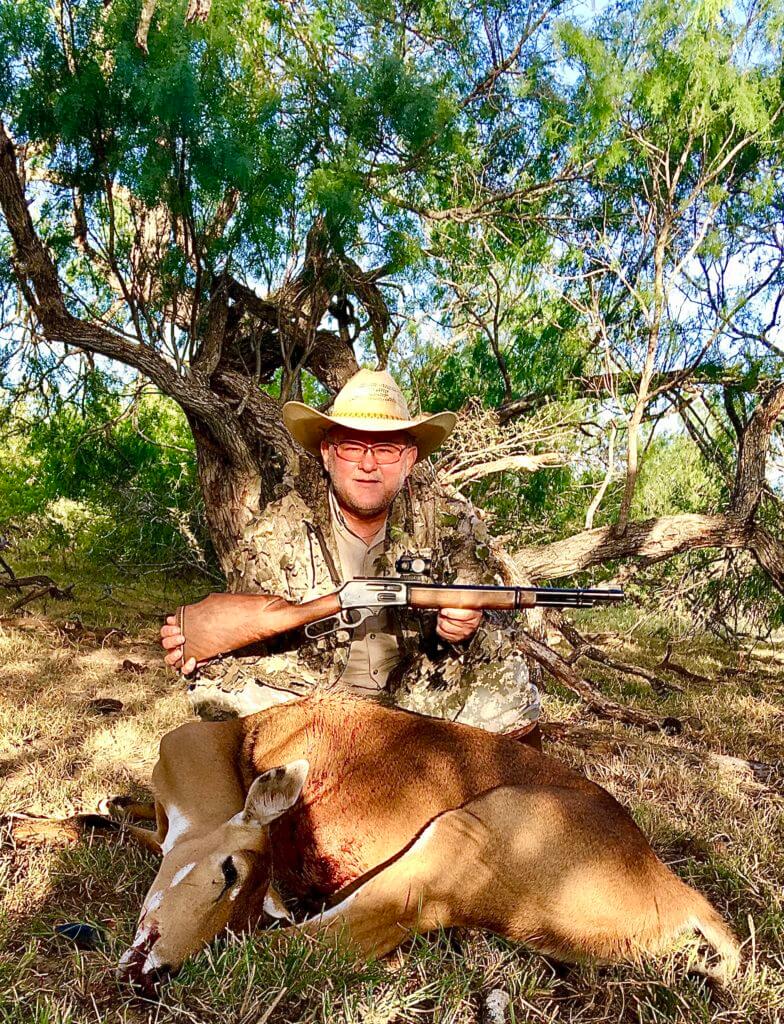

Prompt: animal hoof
[{"left": 55, "top": 922, "right": 103, "bottom": 950}]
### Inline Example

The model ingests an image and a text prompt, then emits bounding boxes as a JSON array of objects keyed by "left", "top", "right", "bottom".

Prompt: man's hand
[
  {"left": 436, "top": 607, "right": 483, "bottom": 643},
  {"left": 160, "top": 616, "right": 198, "bottom": 676}
]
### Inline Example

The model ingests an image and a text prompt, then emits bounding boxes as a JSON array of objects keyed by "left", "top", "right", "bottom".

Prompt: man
[{"left": 160, "top": 369, "right": 540, "bottom": 736}]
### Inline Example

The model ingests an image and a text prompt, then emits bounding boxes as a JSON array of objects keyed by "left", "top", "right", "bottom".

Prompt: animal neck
[{"left": 236, "top": 695, "right": 316, "bottom": 786}]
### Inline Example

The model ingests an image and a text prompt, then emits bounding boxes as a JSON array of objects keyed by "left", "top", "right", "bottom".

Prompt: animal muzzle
[{"left": 117, "top": 925, "right": 174, "bottom": 997}]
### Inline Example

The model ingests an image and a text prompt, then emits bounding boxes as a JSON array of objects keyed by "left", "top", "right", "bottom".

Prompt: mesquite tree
[
  {"left": 1, "top": 0, "right": 783, "bottom": 647},
  {"left": 401, "top": 0, "right": 784, "bottom": 603}
]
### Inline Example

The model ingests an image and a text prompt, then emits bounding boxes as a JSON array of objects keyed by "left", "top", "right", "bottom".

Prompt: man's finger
[
  {"left": 437, "top": 621, "right": 471, "bottom": 638},
  {"left": 439, "top": 608, "right": 482, "bottom": 622},
  {"left": 165, "top": 615, "right": 177, "bottom": 626},
  {"left": 164, "top": 649, "right": 183, "bottom": 668},
  {"left": 161, "top": 633, "right": 186, "bottom": 650},
  {"left": 181, "top": 657, "right": 197, "bottom": 676},
  {"left": 160, "top": 624, "right": 183, "bottom": 639}
]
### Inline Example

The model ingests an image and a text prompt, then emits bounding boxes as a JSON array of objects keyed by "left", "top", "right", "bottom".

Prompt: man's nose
[{"left": 358, "top": 448, "right": 379, "bottom": 471}]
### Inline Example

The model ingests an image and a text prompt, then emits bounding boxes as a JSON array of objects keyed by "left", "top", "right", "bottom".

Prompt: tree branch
[
  {"left": 513, "top": 629, "right": 662, "bottom": 728},
  {"left": 517, "top": 513, "right": 746, "bottom": 580},
  {"left": 0, "top": 120, "right": 256, "bottom": 470}
]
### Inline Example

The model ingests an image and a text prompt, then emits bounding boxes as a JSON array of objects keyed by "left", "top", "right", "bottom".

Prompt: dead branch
[
  {"left": 435, "top": 400, "right": 569, "bottom": 491},
  {"left": 0, "top": 554, "right": 20, "bottom": 589},
  {"left": 441, "top": 451, "right": 562, "bottom": 485},
  {"left": 557, "top": 618, "right": 683, "bottom": 694},
  {"left": 658, "top": 643, "right": 712, "bottom": 685},
  {"left": 0, "top": 551, "right": 76, "bottom": 610},
  {"left": 514, "top": 629, "right": 663, "bottom": 729},
  {"left": 0, "top": 572, "right": 75, "bottom": 611}
]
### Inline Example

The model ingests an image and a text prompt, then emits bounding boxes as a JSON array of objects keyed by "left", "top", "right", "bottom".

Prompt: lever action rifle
[
  {"left": 303, "top": 578, "right": 624, "bottom": 638},
  {"left": 177, "top": 577, "right": 623, "bottom": 667}
]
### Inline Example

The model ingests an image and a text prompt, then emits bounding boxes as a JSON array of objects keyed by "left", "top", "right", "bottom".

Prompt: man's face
[{"left": 320, "top": 428, "right": 418, "bottom": 518}]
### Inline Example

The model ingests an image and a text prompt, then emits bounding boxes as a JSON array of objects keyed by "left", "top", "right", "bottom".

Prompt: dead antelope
[{"left": 113, "top": 691, "right": 739, "bottom": 992}]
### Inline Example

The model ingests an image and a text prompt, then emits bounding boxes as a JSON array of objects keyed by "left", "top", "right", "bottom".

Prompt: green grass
[{"left": 1, "top": 571, "right": 783, "bottom": 1023}]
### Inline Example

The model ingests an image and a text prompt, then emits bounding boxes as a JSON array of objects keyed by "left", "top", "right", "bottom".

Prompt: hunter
[{"left": 160, "top": 369, "right": 541, "bottom": 738}]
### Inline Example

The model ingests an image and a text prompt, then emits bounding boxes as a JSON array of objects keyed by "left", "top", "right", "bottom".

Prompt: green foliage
[
  {"left": 1, "top": 0, "right": 782, "bottom": 638},
  {"left": 0, "top": 373, "right": 211, "bottom": 575},
  {"left": 631, "top": 434, "right": 724, "bottom": 518}
]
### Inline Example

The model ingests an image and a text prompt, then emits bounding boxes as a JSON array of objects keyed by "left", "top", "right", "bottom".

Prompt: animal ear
[{"left": 241, "top": 759, "right": 309, "bottom": 826}]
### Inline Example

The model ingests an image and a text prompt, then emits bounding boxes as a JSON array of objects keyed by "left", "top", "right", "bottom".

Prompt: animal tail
[
  {"left": 629, "top": 860, "right": 741, "bottom": 980},
  {"left": 686, "top": 888, "right": 741, "bottom": 980}
]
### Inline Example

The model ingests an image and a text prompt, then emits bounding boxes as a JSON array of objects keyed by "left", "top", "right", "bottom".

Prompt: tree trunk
[{"left": 188, "top": 421, "right": 264, "bottom": 578}]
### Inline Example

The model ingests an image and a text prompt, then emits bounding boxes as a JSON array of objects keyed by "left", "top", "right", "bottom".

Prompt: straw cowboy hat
[{"left": 282, "top": 368, "right": 456, "bottom": 462}]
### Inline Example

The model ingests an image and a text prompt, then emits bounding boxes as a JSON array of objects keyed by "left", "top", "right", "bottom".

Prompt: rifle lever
[{"left": 305, "top": 606, "right": 373, "bottom": 639}]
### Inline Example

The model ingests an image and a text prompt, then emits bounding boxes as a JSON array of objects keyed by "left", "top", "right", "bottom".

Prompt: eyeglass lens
[{"left": 334, "top": 442, "right": 406, "bottom": 464}]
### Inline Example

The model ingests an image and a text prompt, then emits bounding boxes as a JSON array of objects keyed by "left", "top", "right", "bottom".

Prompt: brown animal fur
[{"left": 117, "top": 691, "right": 739, "bottom": 984}]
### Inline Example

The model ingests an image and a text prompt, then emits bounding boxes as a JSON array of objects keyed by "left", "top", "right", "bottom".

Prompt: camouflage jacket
[{"left": 199, "top": 472, "right": 539, "bottom": 730}]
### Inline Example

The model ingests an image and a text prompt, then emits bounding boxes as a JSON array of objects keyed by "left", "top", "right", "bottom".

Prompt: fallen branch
[
  {"left": 557, "top": 619, "right": 683, "bottom": 695},
  {"left": 0, "top": 574, "right": 60, "bottom": 589},
  {"left": 0, "top": 553, "right": 20, "bottom": 589},
  {"left": 515, "top": 630, "right": 664, "bottom": 730},
  {"left": 540, "top": 722, "right": 781, "bottom": 793},
  {"left": 0, "top": 562, "right": 75, "bottom": 611},
  {"left": 658, "top": 642, "right": 712, "bottom": 685}
]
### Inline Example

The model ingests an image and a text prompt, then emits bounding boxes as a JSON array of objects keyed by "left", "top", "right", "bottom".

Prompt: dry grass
[{"left": 1, "top": 588, "right": 783, "bottom": 1024}]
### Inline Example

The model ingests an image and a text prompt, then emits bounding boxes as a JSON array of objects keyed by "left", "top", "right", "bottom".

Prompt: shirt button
[
  {"left": 372, "top": 669, "right": 378, "bottom": 676},
  {"left": 370, "top": 633, "right": 376, "bottom": 639}
]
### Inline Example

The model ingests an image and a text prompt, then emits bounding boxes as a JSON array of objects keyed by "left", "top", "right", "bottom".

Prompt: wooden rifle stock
[{"left": 408, "top": 585, "right": 523, "bottom": 611}]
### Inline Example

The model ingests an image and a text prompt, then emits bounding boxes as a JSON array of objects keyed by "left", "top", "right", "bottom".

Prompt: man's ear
[
  {"left": 320, "top": 436, "right": 331, "bottom": 471},
  {"left": 240, "top": 760, "right": 309, "bottom": 826}
]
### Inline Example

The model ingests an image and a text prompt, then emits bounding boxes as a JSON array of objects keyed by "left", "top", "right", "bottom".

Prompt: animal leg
[
  {"left": 98, "top": 796, "right": 157, "bottom": 822},
  {"left": 79, "top": 814, "right": 163, "bottom": 855},
  {"left": 294, "top": 804, "right": 491, "bottom": 957},
  {"left": 438, "top": 785, "right": 739, "bottom": 977}
]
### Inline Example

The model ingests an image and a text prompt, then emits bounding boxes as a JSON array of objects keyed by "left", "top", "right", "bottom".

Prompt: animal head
[{"left": 119, "top": 759, "right": 308, "bottom": 994}]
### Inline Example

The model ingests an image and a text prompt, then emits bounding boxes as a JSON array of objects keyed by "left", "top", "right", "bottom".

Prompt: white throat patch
[{"left": 160, "top": 805, "right": 192, "bottom": 855}]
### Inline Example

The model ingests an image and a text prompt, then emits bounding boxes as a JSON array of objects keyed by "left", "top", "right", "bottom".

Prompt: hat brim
[{"left": 282, "top": 403, "right": 456, "bottom": 462}]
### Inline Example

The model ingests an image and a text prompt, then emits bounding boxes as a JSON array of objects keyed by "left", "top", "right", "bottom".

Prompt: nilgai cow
[{"left": 114, "top": 691, "right": 739, "bottom": 992}]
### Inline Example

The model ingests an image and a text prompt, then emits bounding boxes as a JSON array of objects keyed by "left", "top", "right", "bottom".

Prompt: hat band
[{"left": 329, "top": 410, "right": 412, "bottom": 421}]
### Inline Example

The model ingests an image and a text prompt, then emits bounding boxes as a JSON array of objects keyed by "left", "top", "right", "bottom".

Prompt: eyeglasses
[{"left": 330, "top": 441, "right": 410, "bottom": 465}]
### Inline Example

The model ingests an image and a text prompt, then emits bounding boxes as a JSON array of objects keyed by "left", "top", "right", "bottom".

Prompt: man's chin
[
  {"left": 344, "top": 498, "right": 388, "bottom": 517},
  {"left": 340, "top": 487, "right": 391, "bottom": 518}
]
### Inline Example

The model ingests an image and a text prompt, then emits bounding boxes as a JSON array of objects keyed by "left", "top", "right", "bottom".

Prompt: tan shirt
[{"left": 329, "top": 490, "right": 402, "bottom": 694}]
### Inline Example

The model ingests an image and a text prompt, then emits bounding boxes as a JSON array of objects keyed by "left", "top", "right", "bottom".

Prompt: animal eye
[{"left": 221, "top": 857, "right": 238, "bottom": 888}]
